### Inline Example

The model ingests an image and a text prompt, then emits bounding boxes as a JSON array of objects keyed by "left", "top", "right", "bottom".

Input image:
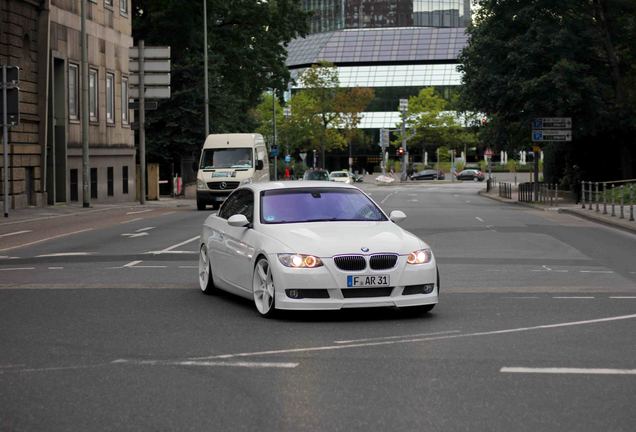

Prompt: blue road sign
[
  {"left": 270, "top": 146, "right": 278, "bottom": 157},
  {"left": 285, "top": 154, "right": 291, "bottom": 163},
  {"left": 532, "top": 130, "right": 543, "bottom": 142}
]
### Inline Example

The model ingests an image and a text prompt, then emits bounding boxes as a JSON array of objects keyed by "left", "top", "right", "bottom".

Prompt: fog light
[
  {"left": 423, "top": 283, "right": 434, "bottom": 294},
  {"left": 287, "top": 289, "right": 299, "bottom": 299}
]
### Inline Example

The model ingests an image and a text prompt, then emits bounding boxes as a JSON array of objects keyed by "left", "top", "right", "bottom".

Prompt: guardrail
[
  {"left": 517, "top": 182, "right": 561, "bottom": 205},
  {"left": 581, "top": 180, "right": 635, "bottom": 222}
]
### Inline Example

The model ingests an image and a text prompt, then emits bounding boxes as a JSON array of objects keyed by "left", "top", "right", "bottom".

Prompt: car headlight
[
  {"left": 407, "top": 248, "right": 432, "bottom": 265},
  {"left": 278, "top": 254, "right": 323, "bottom": 268},
  {"left": 197, "top": 179, "right": 207, "bottom": 190},
  {"left": 240, "top": 178, "right": 253, "bottom": 185}
]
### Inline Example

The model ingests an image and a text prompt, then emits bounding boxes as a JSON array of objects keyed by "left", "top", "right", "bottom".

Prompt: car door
[{"left": 215, "top": 189, "right": 256, "bottom": 292}]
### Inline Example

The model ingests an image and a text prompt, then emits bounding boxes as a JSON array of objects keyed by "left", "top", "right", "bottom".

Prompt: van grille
[{"left": 207, "top": 181, "right": 239, "bottom": 190}]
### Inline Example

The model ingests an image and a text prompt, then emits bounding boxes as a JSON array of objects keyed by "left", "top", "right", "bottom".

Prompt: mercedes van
[{"left": 196, "top": 133, "right": 270, "bottom": 210}]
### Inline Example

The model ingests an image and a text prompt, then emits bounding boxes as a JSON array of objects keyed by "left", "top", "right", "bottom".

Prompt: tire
[
  {"left": 197, "top": 199, "right": 207, "bottom": 211},
  {"left": 253, "top": 257, "right": 276, "bottom": 318},
  {"left": 198, "top": 245, "right": 215, "bottom": 294}
]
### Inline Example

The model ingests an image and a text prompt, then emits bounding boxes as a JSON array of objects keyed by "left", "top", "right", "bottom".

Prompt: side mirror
[
  {"left": 227, "top": 214, "right": 250, "bottom": 227},
  {"left": 389, "top": 210, "right": 407, "bottom": 223},
  {"left": 256, "top": 160, "right": 264, "bottom": 171}
]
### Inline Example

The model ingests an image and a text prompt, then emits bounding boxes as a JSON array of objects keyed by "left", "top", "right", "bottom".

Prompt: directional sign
[
  {"left": 378, "top": 128, "right": 390, "bottom": 147},
  {"left": 129, "top": 86, "right": 171, "bottom": 99},
  {"left": 532, "top": 129, "right": 572, "bottom": 142},
  {"left": 129, "top": 46, "right": 171, "bottom": 59},
  {"left": 532, "top": 117, "right": 572, "bottom": 130},
  {"left": 129, "top": 73, "right": 170, "bottom": 86},
  {"left": 128, "top": 100, "right": 158, "bottom": 110},
  {"left": 130, "top": 60, "right": 171, "bottom": 73}
]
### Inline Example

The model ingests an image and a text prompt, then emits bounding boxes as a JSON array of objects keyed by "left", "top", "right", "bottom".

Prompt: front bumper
[
  {"left": 196, "top": 190, "right": 231, "bottom": 204},
  {"left": 270, "top": 254, "right": 438, "bottom": 310}
]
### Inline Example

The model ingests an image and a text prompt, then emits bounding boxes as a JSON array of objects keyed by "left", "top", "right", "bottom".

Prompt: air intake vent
[
  {"left": 369, "top": 254, "right": 398, "bottom": 270},
  {"left": 342, "top": 287, "right": 393, "bottom": 298},
  {"left": 334, "top": 255, "right": 366, "bottom": 271}
]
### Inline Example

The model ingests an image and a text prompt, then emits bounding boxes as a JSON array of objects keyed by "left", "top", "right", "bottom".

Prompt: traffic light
[{"left": 1, "top": 65, "right": 20, "bottom": 126}]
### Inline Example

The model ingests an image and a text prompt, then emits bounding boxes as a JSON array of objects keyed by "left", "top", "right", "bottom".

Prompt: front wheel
[
  {"left": 253, "top": 258, "right": 276, "bottom": 318},
  {"left": 197, "top": 199, "right": 207, "bottom": 211},
  {"left": 198, "top": 245, "right": 215, "bottom": 294}
]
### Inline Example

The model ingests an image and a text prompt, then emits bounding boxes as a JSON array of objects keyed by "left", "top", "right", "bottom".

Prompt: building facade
[
  {"left": 287, "top": 0, "right": 470, "bottom": 170},
  {"left": 0, "top": 0, "right": 134, "bottom": 210}
]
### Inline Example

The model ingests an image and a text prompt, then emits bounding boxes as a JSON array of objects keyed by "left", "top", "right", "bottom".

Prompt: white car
[
  {"left": 198, "top": 182, "right": 439, "bottom": 317},
  {"left": 329, "top": 170, "right": 354, "bottom": 184}
]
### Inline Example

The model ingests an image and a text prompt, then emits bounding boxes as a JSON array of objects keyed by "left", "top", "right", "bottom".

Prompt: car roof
[{"left": 246, "top": 181, "right": 358, "bottom": 193}]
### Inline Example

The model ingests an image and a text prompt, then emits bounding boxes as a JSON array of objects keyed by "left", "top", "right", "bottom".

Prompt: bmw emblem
[
  {"left": 361, "top": 247, "right": 370, "bottom": 252},
  {"left": 220, "top": 181, "right": 227, "bottom": 189}
]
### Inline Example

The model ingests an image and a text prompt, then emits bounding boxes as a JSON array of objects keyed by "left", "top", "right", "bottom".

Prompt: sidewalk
[{"left": 479, "top": 188, "right": 636, "bottom": 235}]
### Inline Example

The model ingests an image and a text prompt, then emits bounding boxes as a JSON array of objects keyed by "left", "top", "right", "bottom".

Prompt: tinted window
[
  {"left": 219, "top": 189, "right": 254, "bottom": 222},
  {"left": 261, "top": 188, "right": 387, "bottom": 224}
]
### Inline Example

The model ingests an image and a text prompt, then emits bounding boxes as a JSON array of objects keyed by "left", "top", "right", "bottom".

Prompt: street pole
[
  {"left": 399, "top": 98, "right": 408, "bottom": 181},
  {"left": 2, "top": 66, "right": 8, "bottom": 217},
  {"left": 81, "top": 0, "right": 90, "bottom": 208},
  {"left": 272, "top": 90, "right": 277, "bottom": 181},
  {"left": 139, "top": 40, "right": 146, "bottom": 204},
  {"left": 203, "top": 0, "right": 209, "bottom": 137}
]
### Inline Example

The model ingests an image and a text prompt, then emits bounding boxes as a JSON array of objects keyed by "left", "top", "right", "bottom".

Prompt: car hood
[{"left": 260, "top": 221, "right": 425, "bottom": 257}]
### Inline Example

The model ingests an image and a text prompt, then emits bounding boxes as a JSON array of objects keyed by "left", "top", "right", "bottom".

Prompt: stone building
[{"left": 0, "top": 0, "right": 134, "bottom": 210}]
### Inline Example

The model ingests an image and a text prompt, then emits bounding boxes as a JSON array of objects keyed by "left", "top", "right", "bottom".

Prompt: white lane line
[
  {"left": 334, "top": 330, "right": 460, "bottom": 344},
  {"left": 505, "top": 296, "right": 540, "bottom": 299},
  {"left": 0, "top": 230, "right": 31, "bottom": 238},
  {"left": 475, "top": 217, "right": 484, "bottom": 223},
  {"left": 501, "top": 367, "right": 636, "bottom": 375},
  {"left": 147, "top": 250, "right": 197, "bottom": 255},
  {"left": 123, "top": 260, "right": 142, "bottom": 268},
  {"left": 121, "top": 260, "right": 167, "bottom": 269},
  {"left": 0, "top": 267, "right": 35, "bottom": 271},
  {"left": 486, "top": 225, "right": 496, "bottom": 232},
  {"left": 121, "top": 232, "right": 149, "bottom": 238},
  {"left": 126, "top": 209, "right": 153, "bottom": 215},
  {"left": 610, "top": 296, "right": 636, "bottom": 299},
  {"left": 36, "top": 252, "right": 93, "bottom": 258},
  {"left": 580, "top": 270, "right": 614, "bottom": 274},
  {"left": 48, "top": 267, "right": 64, "bottom": 270},
  {"left": 380, "top": 191, "right": 398, "bottom": 204},
  {"left": 135, "top": 227, "right": 155, "bottom": 232},
  {"left": 178, "top": 266, "right": 198, "bottom": 269},
  {"left": 112, "top": 359, "right": 298, "bottom": 369},
  {"left": 120, "top": 218, "right": 143, "bottom": 224},
  {"left": 150, "top": 236, "right": 200, "bottom": 255},
  {"left": 0, "top": 364, "right": 110, "bottom": 374},
  {"left": 0, "top": 228, "right": 94, "bottom": 253},
  {"left": 185, "top": 313, "right": 636, "bottom": 361},
  {"left": 553, "top": 296, "right": 595, "bottom": 299}
]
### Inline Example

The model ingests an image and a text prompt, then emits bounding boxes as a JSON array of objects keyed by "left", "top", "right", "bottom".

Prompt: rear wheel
[{"left": 253, "top": 257, "right": 276, "bottom": 318}]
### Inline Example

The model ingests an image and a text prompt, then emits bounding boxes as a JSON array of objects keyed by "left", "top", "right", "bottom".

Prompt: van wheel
[{"left": 197, "top": 200, "right": 206, "bottom": 210}]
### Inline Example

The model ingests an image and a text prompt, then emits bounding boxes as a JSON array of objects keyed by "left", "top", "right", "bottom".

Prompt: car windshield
[
  {"left": 304, "top": 171, "right": 329, "bottom": 180},
  {"left": 331, "top": 172, "right": 347, "bottom": 178},
  {"left": 260, "top": 188, "right": 387, "bottom": 224},
  {"left": 200, "top": 148, "right": 253, "bottom": 169}
]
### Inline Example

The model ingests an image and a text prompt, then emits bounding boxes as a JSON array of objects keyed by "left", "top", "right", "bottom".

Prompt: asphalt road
[{"left": 1, "top": 181, "right": 635, "bottom": 431}]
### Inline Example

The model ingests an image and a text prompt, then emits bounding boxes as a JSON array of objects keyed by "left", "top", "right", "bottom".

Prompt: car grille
[
  {"left": 207, "top": 181, "right": 239, "bottom": 190},
  {"left": 369, "top": 254, "right": 398, "bottom": 270},
  {"left": 342, "top": 287, "right": 393, "bottom": 298},
  {"left": 334, "top": 255, "right": 366, "bottom": 271}
]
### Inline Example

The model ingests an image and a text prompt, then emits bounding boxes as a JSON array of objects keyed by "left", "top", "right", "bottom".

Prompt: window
[
  {"left": 218, "top": 190, "right": 254, "bottom": 223},
  {"left": 70, "top": 169, "right": 79, "bottom": 201},
  {"left": 121, "top": 76, "right": 129, "bottom": 124},
  {"left": 122, "top": 166, "right": 129, "bottom": 194},
  {"left": 106, "top": 72, "right": 115, "bottom": 124},
  {"left": 68, "top": 64, "right": 79, "bottom": 120},
  {"left": 91, "top": 168, "right": 98, "bottom": 199},
  {"left": 107, "top": 167, "right": 114, "bottom": 196},
  {"left": 105, "top": 0, "right": 113, "bottom": 7},
  {"left": 120, "top": 0, "right": 128, "bottom": 15},
  {"left": 89, "top": 68, "right": 98, "bottom": 122}
]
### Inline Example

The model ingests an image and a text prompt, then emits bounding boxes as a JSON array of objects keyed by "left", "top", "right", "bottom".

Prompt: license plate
[{"left": 347, "top": 275, "right": 390, "bottom": 287}]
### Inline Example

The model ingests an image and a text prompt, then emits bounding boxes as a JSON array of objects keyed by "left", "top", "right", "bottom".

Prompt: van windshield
[{"left": 200, "top": 148, "right": 253, "bottom": 169}]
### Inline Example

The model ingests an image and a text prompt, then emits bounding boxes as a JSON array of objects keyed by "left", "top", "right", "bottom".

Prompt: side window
[{"left": 218, "top": 190, "right": 254, "bottom": 222}]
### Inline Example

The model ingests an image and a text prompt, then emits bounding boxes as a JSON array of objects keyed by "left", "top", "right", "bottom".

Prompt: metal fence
[
  {"left": 580, "top": 180, "right": 635, "bottom": 222},
  {"left": 517, "top": 182, "right": 561, "bottom": 205}
]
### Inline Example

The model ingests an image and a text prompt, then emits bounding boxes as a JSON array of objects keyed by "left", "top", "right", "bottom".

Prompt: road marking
[
  {"left": 186, "top": 313, "right": 636, "bottom": 361},
  {"left": 112, "top": 359, "right": 298, "bottom": 369},
  {"left": 334, "top": 330, "right": 460, "bottom": 344},
  {"left": 501, "top": 367, "right": 636, "bottom": 375},
  {"left": 121, "top": 232, "right": 149, "bottom": 238},
  {"left": 0, "top": 228, "right": 94, "bottom": 252},
  {"left": 36, "top": 252, "right": 93, "bottom": 258},
  {"left": 610, "top": 296, "right": 636, "bottom": 299},
  {"left": 136, "top": 227, "right": 155, "bottom": 232},
  {"left": 475, "top": 217, "right": 484, "bottom": 223},
  {"left": 48, "top": 267, "right": 64, "bottom": 270},
  {"left": 0, "top": 230, "right": 31, "bottom": 238},
  {"left": 121, "top": 260, "right": 167, "bottom": 269},
  {"left": 408, "top": 199, "right": 419, "bottom": 202},
  {"left": 580, "top": 270, "right": 614, "bottom": 274},
  {"left": 126, "top": 209, "right": 153, "bottom": 215},
  {"left": 380, "top": 191, "right": 398, "bottom": 204},
  {"left": 0, "top": 267, "right": 35, "bottom": 271},
  {"left": 553, "top": 296, "right": 595, "bottom": 299},
  {"left": 178, "top": 266, "right": 198, "bottom": 269},
  {"left": 148, "top": 250, "right": 197, "bottom": 255},
  {"left": 531, "top": 265, "right": 568, "bottom": 273},
  {"left": 120, "top": 218, "right": 143, "bottom": 224},
  {"left": 149, "top": 235, "right": 200, "bottom": 255},
  {"left": 486, "top": 225, "right": 496, "bottom": 232},
  {"left": 505, "top": 296, "right": 540, "bottom": 299}
]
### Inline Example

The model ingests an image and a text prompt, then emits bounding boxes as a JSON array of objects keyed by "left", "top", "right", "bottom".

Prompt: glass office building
[{"left": 286, "top": 1, "right": 470, "bottom": 169}]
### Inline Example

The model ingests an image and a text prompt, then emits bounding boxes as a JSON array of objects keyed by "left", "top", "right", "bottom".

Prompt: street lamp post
[
  {"left": 203, "top": 0, "right": 209, "bottom": 137},
  {"left": 399, "top": 98, "right": 408, "bottom": 182},
  {"left": 283, "top": 106, "right": 291, "bottom": 158}
]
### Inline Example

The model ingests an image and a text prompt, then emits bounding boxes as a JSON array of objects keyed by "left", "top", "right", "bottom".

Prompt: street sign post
[
  {"left": 532, "top": 129, "right": 572, "bottom": 142},
  {"left": 531, "top": 117, "right": 572, "bottom": 200},
  {"left": 531, "top": 117, "right": 572, "bottom": 130},
  {"left": 2, "top": 65, "right": 20, "bottom": 217}
]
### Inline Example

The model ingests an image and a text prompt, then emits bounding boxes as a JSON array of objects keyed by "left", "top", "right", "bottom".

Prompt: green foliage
[
  {"left": 459, "top": 0, "right": 636, "bottom": 181},
  {"left": 132, "top": 0, "right": 309, "bottom": 163}
]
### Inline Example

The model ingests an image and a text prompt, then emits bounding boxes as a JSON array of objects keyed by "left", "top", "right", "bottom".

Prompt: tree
[
  {"left": 458, "top": 0, "right": 636, "bottom": 183},
  {"left": 132, "top": 0, "right": 309, "bottom": 167}
]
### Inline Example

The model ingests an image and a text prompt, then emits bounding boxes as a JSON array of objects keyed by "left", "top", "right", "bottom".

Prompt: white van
[{"left": 196, "top": 133, "right": 270, "bottom": 210}]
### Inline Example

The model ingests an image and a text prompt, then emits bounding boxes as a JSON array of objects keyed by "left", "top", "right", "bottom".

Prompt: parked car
[
  {"left": 198, "top": 182, "right": 439, "bottom": 317},
  {"left": 351, "top": 172, "right": 364, "bottom": 183},
  {"left": 456, "top": 169, "right": 485, "bottom": 181},
  {"left": 302, "top": 169, "right": 330, "bottom": 181},
  {"left": 329, "top": 170, "right": 354, "bottom": 184},
  {"left": 410, "top": 169, "right": 445, "bottom": 181}
]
